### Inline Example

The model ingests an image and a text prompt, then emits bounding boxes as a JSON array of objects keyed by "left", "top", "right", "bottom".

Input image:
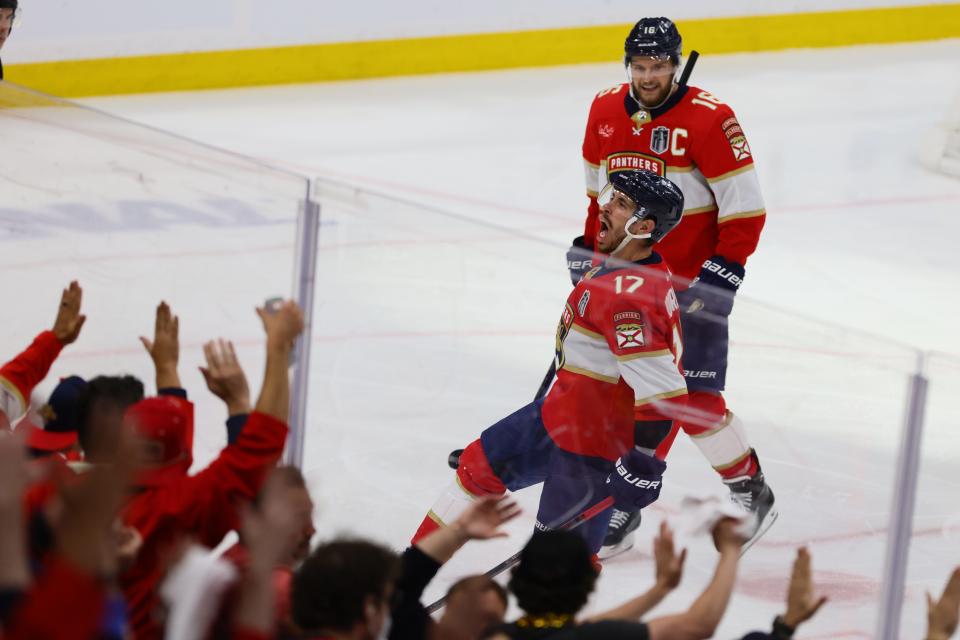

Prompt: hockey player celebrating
[
  {"left": 413, "top": 170, "right": 687, "bottom": 557},
  {"left": 571, "top": 17, "right": 776, "bottom": 557}
]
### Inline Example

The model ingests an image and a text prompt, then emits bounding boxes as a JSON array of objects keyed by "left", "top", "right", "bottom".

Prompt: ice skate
[
  {"left": 725, "top": 463, "right": 777, "bottom": 555},
  {"left": 598, "top": 508, "right": 641, "bottom": 560}
]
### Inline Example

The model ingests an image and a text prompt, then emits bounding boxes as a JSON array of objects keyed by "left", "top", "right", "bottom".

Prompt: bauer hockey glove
[
  {"left": 566, "top": 236, "right": 594, "bottom": 286},
  {"left": 684, "top": 255, "right": 744, "bottom": 318},
  {"left": 606, "top": 448, "right": 667, "bottom": 511}
]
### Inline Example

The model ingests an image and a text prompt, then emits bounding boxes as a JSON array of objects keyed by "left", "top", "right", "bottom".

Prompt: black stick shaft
[
  {"left": 677, "top": 50, "right": 699, "bottom": 87},
  {"left": 534, "top": 360, "right": 557, "bottom": 400}
]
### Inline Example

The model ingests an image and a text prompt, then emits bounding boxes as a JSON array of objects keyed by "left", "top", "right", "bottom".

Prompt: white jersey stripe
[{"left": 617, "top": 353, "right": 687, "bottom": 404}]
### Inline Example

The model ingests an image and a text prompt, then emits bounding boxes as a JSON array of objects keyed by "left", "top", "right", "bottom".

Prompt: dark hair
[
  {"left": 447, "top": 574, "right": 509, "bottom": 609},
  {"left": 75, "top": 375, "right": 144, "bottom": 453},
  {"left": 291, "top": 538, "right": 400, "bottom": 633},
  {"left": 508, "top": 531, "right": 598, "bottom": 616}
]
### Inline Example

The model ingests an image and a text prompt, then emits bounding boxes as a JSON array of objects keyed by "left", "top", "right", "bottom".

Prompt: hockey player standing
[
  {"left": 413, "top": 170, "right": 687, "bottom": 556},
  {"left": 571, "top": 17, "right": 776, "bottom": 557},
  {"left": 0, "top": 0, "right": 17, "bottom": 80}
]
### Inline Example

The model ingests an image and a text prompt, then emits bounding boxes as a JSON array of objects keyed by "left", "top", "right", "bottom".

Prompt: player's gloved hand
[
  {"left": 566, "top": 236, "right": 594, "bottom": 286},
  {"left": 683, "top": 255, "right": 744, "bottom": 318},
  {"left": 606, "top": 448, "right": 667, "bottom": 511}
]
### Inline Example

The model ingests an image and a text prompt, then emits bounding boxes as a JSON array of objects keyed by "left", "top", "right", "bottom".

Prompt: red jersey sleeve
[
  {"left": 600, "top": 276, "right": 686, "bottom": 425},
  {"left": 0, "top": 331, "right": 64, "bottom": 424},
  {"left": 5, "top": 553, "right": 106, "bottom": 640},
  {"left": 143, "top": 411, "right": 288, "bottom": 548},
  {"left": 688, "top": 98, "right": 766, "bottom": 266}
]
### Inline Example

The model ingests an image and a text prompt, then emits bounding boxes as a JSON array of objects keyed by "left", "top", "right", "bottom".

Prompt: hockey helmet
[
  {"left": 624, "top": 17, "right": 682, "bottom": 66},
  {"left": 599, "top": 170, "right": 684, "bottom": 243}
]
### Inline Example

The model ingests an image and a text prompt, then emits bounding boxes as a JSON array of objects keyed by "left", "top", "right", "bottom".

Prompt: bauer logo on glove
[
  {"left": 606, "top": 448, "right": 667, "bottom": 511},
  {"left": 613, "top": 460, "right": 661, "bottom": 490}
]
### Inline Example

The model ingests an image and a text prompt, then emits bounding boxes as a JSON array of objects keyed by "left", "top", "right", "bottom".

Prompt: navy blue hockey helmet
[
  {"left": 601, "top": 170, "right": 684, "bottom": 242},
  {"left": 624, "top": 17, "right": 682, "bottom": 66}
]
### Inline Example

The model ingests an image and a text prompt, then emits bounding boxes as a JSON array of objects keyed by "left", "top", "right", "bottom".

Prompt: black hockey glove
[
  {"left": 605, "top": 448, "right": 666, "bottom": 511},
  {"left": 683, "top": 255, "right": 744, "bottom": 318},
  {"left": 566, "top": 235, "right": 594, "bottom": 286}
]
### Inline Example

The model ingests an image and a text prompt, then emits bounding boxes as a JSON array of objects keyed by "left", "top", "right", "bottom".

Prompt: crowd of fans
[{"left": 0, "top": 280, "right": 958, "bottom": 639}]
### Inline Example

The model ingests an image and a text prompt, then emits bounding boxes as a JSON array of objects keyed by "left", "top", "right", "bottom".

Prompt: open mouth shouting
[{"left": 598, "top": 216, "right": 611, "bottom": 243}]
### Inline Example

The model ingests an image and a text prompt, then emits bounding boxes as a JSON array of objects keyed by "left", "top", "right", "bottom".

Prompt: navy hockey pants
[
  {"left": 479, "top": 399, "right": 614, "bottom": 553},
  {"left": 677, "top": 288, "right": 730, "bottom": 393}
]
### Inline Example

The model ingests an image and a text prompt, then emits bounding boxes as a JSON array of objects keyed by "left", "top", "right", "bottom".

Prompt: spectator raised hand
[
  {"left": 199, "top": 339, "right": 250, "bottom": 417},
  {"left": 928, "top": 567, "right": 960, "bottom": 640},
  {"left": 591, "top": 521, "right": 686, "bottom": 623},
  {"left": 654, "top": 520, "right": 687, "bottom": 590},
  {"left": 139, "top": 301, "right": 181, "bottom": 390},
  {"left": 783, "top": 547, "right": 827, "bottom": 630},
  {"left": 233, "top": 473, "right": 304, "bottom": 634},
  {"left": 257, "top": 299, "right": 304, "bottom": 353},
  {"left": 51, "top": 280, "right": 87, "bottom": 345},
  {"left": 254, "top": 300, "right": 303, "bottom": 423}
]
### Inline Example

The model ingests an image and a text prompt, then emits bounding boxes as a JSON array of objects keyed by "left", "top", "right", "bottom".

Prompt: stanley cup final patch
[{"left": 650, "top": 126, "right": 669, "bottom": 155}]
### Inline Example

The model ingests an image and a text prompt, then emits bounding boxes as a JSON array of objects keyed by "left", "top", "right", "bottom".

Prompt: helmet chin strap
[{"left": 611, "top": 214, "right": 651, "bottom": 256}]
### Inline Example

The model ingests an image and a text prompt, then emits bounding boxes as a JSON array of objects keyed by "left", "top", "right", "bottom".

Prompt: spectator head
[
  {"left": 124, "top": 396, "right": 193, "bottom": 486},
  {"left": 254, "top": 465, "right": 315, "bottom": 565},
  {"left": 19, "top": 376, "right": 87, "bottom": 458},
  {"left": 0, "top": 0, "right": 15, "bottom": 50},
  {"left": 292, "top": 538, "right": 399, "bottom": 640},
  {"left": 439, "top": 575, "right": 508, "bottom": 639},
  {"left": 508, "top": 531, "right": 598, "bottom": 617},
  {"left": 76, "top": 375, "right": 144, "bottom": 462}
]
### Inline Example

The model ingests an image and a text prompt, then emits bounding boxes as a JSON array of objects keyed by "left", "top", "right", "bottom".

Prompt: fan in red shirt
[
  {"left": 117, "top": 299, "right": 304, "bottom": 640},
  {"left": 569, "top": 17, "right": 776, "bottom": 557}
]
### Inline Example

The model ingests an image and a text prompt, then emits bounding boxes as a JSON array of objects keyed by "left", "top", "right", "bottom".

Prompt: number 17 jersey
[{"left": 541, "top": 253, "right": 687, "bottom": 462}]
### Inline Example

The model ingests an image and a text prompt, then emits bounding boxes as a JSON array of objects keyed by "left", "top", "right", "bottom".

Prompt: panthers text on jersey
[{"left": 582, "top": 83, "right": 766, "bottom": 284}]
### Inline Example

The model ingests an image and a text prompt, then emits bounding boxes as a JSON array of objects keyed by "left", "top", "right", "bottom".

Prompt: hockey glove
[
  {"left": 683, "top": 255, "right": 744, "bottom": 318},
  {"left": 606, "top": 448, "right": 667, "bottom": 511},
  {"left": 566, "top": 236, "right": 594, "bottom": 286}
]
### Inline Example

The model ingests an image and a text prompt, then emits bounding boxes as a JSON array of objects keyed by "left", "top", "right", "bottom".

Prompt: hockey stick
[
  {"left": 533, "top": 359, "right": 557, "bottom": 400},
  {"left": 424, "top": 495, "right": 615, "bottom": 614},
  {"left": 677, "top": 50, "right": 699, "bottom": 88}
]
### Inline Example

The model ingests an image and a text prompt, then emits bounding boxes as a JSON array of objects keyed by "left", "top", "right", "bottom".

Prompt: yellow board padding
[{"left": 5, "top": 3, "right": 960, "bottom": 98}]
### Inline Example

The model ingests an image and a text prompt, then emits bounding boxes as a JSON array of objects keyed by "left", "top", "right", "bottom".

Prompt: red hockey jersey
[
  {"left": 541, "top": 254, "right": 686, "bottom": 461},
  {"left": 582, "top": 83, "right": 766, "bottom": 284}
]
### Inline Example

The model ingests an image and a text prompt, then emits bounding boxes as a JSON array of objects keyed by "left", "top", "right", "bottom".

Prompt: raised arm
[
  {"left": 200, "top": 339, "right": 251, "bottom": 443},
  {"left": 646, "top": 519, "right": 744, "bottom": 640},
  {"left": 589, "top": 521, "right": 685, "bottom": 622},
  {"left": 253, "top": 300, "right": 303, "bottom": 422},
  {"left": 139, "top": 301, "right": 181, "bottom": 392},
  {"left": 1, "top": 281, "right": 86, "bottom": 426}
]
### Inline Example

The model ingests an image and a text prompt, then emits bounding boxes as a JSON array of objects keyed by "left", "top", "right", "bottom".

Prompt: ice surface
[{"left": 1, "top": 39, "right": 958, "bottom": 638}]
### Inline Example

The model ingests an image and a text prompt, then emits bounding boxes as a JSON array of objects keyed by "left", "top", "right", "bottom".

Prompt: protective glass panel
[
  {"left": 0, "top": 82, "right": 308, "bottom": 469},
  {"left": 906, "top": 352, "right": 960, "bottom": 637},
  {"left": 307, "top": 176, "right": 920, "bottom": 637}
]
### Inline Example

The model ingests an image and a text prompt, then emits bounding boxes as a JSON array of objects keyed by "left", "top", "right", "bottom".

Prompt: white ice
[{"left": 2, "top": 39, "right": 959, "bottom": 638}]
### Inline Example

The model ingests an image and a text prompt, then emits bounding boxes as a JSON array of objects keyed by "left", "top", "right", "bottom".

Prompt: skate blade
[
  {"left": 740, "top": 508, "right": 779, "bottom": 557},
  {"left": 598, "top": 537, "right": 635, "bottom": 561}
]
